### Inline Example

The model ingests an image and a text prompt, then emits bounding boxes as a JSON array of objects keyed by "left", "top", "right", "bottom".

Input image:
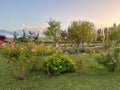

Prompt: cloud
[{"left": 22, "top": 24, "right": 46, "bottom": 31}]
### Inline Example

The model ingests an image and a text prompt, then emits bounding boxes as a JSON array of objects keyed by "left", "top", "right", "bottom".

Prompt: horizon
[{"left": 0, "top": 0, "right": 120, "bottom": 31}]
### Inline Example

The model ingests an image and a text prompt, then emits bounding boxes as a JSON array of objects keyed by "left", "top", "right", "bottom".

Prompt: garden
[
  {"left": 0, "top": 20, "right": 120, "bottom": 90},
  {"left": 1, "top": 43, "right": 120, "bottom": 90}
]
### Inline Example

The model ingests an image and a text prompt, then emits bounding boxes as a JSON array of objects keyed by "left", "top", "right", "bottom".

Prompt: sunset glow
[{"left": 0, "top": 0, "right": 120, "bottom": 30}]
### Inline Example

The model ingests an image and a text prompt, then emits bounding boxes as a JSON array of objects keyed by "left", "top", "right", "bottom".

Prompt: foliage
[
  {"left": 104, "top": 41, "right": 112, "bottom": 50},
  {"left": 43, "top": 49, "right": 75, "bottom": 76},
  {"left": 16, "top": 30, "right": 30, "bottom": 43},
  {"left": 104, "top": 28, "right": 108, "bottom": 41},
  {"left": 14, "top": 30, "right": 42, "bottom": 44},
  {"left": 1, "top": 43, "right": 37, "bottom": 80},
  {"left": 1, "top": 54, "right": 120, "bottom": 90},
  {"left": 108, "top": 24, "right": 120, "bottom": 42},
  {"left": 44, "top": 19, "right": 61, "bottom": 46},
  {"left": 36, "top": 45, "right": 56, "bottom": 56},
  {"left": 96, "top": 49, "right": 120, "bottom": 72},
  {"left": 62, "top": 46, "right": 101, "bottom": 55},
  {"left": 68, "top": 20, "right": 95, "bottom": 46},
  {"left": 63, "top": 47, "right": 86, "bottom": 54},
  {"left": 60, "top": 30, "right": 68, "bottom": 43},
  {"left": 0, "top": 42, "right": 58, "bottom": 79},
  {"left": 74, "top": 55, "right": 83, "bottom": 74},
  {"left": 33, "top": 32, "right": 42, "bottom": 45},
  {"left": 13, "top": 31, "right": 17, "bottom": 42},
  {"left": 17, "top": 37, "right": 30, "bottom": 43},
  {"left": 96, "top": 29, "right": 104, "bottom": 42}
]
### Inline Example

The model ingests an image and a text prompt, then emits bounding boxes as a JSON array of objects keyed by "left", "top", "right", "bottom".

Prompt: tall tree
[
  {"left": 68, "top": 20, "right": 95, "bottom": 47},
  {"left": 13, "top": 31, "right": 17, "bottom": 42},
  {"left": 17, "top": 30, "right": 29, "bottom": 43},
  {"left": 33, "top": 32, "right": 42, "bottom": 45},
  {"left": 14, "top": 30, "right": 41, "bottom": 44},
  {"left": 108, "top": 24, "right": 120, "bottom": 42},
  {"left": 44, "top": 19, "right": 61, "bottom": 46},
  {"left": 104, "top": 28, "right": 108, "bottom": 41},
  {"left": 96, "top": 29, "right": 103, "bottom": 42}
]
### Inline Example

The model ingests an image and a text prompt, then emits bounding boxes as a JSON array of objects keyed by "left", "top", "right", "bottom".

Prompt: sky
[{"left": 0, "top": 0, "right": 120, "bottom": 31}]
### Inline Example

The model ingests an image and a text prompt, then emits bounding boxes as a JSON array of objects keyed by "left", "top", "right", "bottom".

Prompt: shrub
[
  {"left": 0, "top": 42, "right": 59, "bottom": 79},
  {"left": 96, "top": 49, "right": 120, "bottom": 72},
  {"left": 1, "top": 43, "right": 37, "bottom": 80},
  {"left": 36, "top": 45, "right": 55, "bottom": 56},
  {"left": 30, "top": 45, "right": 56, "bottom": 71},
  {"left": 43, "top": 49, "right": 75, "bottom": 76}
]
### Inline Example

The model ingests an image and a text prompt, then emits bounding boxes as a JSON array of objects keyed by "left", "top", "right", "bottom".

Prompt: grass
[{"left": 1, "top": 54, "right": 120, "bottom": 90}]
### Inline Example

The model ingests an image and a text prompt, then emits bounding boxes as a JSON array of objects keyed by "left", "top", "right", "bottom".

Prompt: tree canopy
[
  {"left": 44, "top": 19, "right": 61, "bottom": 46},
  {"left": 68, "top": 20, "right": 95, "bottom": 46},
  {"left": 108, "top": 24, "right": 120, "bottom": 42}
]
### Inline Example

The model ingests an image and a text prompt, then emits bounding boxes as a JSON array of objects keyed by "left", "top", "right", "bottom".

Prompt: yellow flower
[{"left": 32, "top": 49, "right": 35, "bottom": 52}]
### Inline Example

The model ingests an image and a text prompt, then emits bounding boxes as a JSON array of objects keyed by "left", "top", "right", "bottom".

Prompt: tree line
[{"left": 13, "top": 19, "right": 120, "bottom": 46}]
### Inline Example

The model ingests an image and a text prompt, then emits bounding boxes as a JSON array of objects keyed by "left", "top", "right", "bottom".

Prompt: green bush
[
  {"left": 1, "top": 43, "right": 37, "bottom": 80},
  {"left": 0, "top": 43, "right": 57, "bottom": 80},
  {"left": 96, "top": 49, "right": 120, "bottom": 72},
  {"left": 43, "top": 49, "right": 75, "bottom": 76},
  {"left": 31, "top": 45, "right": 56, "bottom": 71},
  {"left": 36, "top": 45, "right": 55, "bottom": 56}
]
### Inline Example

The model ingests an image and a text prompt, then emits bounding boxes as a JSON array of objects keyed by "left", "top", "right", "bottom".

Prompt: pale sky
[{"left": 0, "top": 0, "right": 120, "bottom": 31}]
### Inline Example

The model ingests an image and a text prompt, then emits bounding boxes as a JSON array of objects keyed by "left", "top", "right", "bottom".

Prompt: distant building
[
  {"left": 0, "top": 35, "right": 6, "bottom": 46},
  {"left": 0, "top": 40, "right": 3, "bottom": 44},
  {"left": 0, "top": 35, "right": 7, "bottom": 41},
  {"left": 0, "top": 35, "right": 14, "bottom": 47}
]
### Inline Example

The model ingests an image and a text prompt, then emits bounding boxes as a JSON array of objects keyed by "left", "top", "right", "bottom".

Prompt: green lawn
[{"left": 0, "top": 54, "right": 120, "bottom": 90}]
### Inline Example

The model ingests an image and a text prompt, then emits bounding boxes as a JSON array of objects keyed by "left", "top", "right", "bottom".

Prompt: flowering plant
[
  {"left": 96, "top": 49, "right": 120, "bottom": 72},
  {"left": 1, "top": 43, "right": 37, "bottom": 80}
]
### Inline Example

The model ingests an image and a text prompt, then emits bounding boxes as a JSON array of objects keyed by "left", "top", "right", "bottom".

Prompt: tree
[
  {"left": 68, "top": 20, "right": 95, "bottom": 47},
  {"left": 104, "top": 28, "right": 108, "bottom": 41},
  {"left": 13, "top": 31, "right": 17, "bottom": 42},
  {"left": 96, "top": 29, "right": 103, "bottom": 42},
  {"left": 14, "top": 30, "right": 41, "bottom": 44},
  {"left": 44, "top": 19, "right": 61, "bottom": 46},
  {"left": 60, "top": 30, "right": 68, "bottom": 43},
  {"left": 33, "top": 32, "right": 42, "bottom": 45},
  {"left": 28, "top": 31, "right": 35, "bottom": 41},
  {"left": 17, "top": 30, "right": 29, "bottom": 43},
  {"left": 23, "top": 30, "right": 26, "bottom": 38},
  {"left": 108, "top": 24, "right": 120, "bottom": 42}
]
